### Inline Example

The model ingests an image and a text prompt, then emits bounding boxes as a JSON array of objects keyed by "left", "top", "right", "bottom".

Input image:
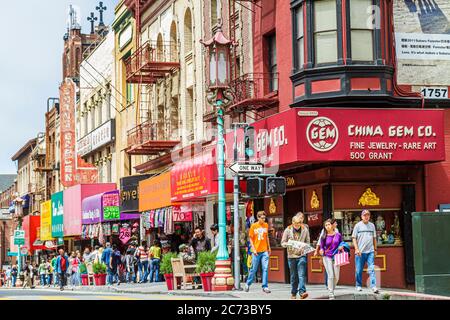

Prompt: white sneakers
[
  {"left": 356, "top": 286, "right": 363, "bottom": 292},
  {"left": 262, "top": 287, "right": 271, "bottom": 294},
  {"left": 244, "top": 284, "right": 249, "bottom": 292},
  {"left": 372, "top": 287, "right": 379, "bottom": 294}
]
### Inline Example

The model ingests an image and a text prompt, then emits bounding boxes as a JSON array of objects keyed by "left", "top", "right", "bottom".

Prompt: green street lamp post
[{"left": 201, "top": 24, "right": 235, "bottom": 291}]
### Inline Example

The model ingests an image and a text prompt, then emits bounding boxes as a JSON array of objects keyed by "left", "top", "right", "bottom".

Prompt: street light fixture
[{"left": 201, "top": 23, "right": 235, "bottom": 291}]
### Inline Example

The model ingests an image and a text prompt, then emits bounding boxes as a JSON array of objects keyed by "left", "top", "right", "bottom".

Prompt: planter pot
[
  {"left": 81, "top": 274, "right": 89, "bottom": 286},
  {"left": 94, "top": 274, "right": 106, "bottom": 286},
  {"left": 200, "top": 272, "right": 215, "bottom": 292},
  {"left": 164, "top": 274, "right": 174, "bottom": 291}
]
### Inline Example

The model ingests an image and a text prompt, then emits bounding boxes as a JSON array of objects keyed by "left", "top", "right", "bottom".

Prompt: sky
[{"left": 0, "top": 0, "right": 116, "bottom": 174}]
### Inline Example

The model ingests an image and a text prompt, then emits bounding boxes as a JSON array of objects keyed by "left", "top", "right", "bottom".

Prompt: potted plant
[
  {"left": 195, "top": 251, "right": 217, "bottom": 291},
  {"left": 160, "top": 252, "right": 178, "bottom": 290},
  {"left": 92, "top": 262, "right": 107, "bottom": 286},
  {"left": 79, "top": 262, "right": 88, "bottom": 286}
]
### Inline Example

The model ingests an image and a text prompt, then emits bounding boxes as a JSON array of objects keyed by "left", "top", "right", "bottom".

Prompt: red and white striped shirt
[{"left": 136, "top": 246, "right": 148, "bottom": 261}]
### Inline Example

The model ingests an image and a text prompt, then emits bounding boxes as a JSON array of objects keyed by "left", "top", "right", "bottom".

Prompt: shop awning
[{"left": 33, "top": 239, "right": 44, "bottom": 247}]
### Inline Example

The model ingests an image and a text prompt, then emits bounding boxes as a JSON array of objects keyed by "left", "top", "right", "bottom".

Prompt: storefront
[
  {"left": 61, "top": 183, "right": 116, "bottom": 252},
  {"left": 22, "top": 215, "right": 44, "bottom": 262},
  {"left": 226, "top": 107, "right": 445, "bottom": 288},
  {"left": 120, "top": 175, "right": 151, "bottom": 245},
  {"left": 81, "top": 190, "right": 139, "bottom": 250}
]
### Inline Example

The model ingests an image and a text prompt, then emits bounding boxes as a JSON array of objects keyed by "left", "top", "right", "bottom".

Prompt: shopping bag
[{"left": 334, "top": 251, "right": 350, "bottom": 266}]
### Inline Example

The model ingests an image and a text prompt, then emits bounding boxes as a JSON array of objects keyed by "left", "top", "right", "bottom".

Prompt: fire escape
[
  {"left": 204, "top": 0, "right": 279, "bottom": 123},
  {"left": 124, "top": 0, "right": 181, "bottom": 156}
]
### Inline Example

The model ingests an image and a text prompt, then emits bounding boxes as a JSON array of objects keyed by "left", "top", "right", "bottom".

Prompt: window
[
  {"left": 267, "top": 34, "right": 278, "bottom": 91},
  {"left": 126, "top": 83, "right": 134, "bottom": 104},
  {"left": 211, "top": 0, "right": 218, "bottom": 27},
  {"left": 314, "top": 0, "right": 337, "bottom": 64},
  {"left": 90, "top": 99, "right": 96, "bottom": 132},
  {"left": 83, "top": 102, "right": 88, "bottom": 136},
  {"left": 296, "top": 5, "right": 304, "bottom": 68},
  {"left": 97, "top": 93, "right": 103, "bottom": 126},
  {"left": 184, "top": 9, "right": 193, "bottom": 55},
  {"left": 350, "top": 0, "right": 374, "bottom": 61}
]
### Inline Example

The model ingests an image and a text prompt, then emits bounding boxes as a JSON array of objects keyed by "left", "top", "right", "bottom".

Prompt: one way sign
[{"left": 229, "top": 163, "right": 264, "bottom": 175}]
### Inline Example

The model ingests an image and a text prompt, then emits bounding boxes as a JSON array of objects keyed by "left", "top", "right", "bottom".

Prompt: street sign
[
  {"left": 229, "top": 163, "right": 264, "bottom": 175},
  {"left": 20, "top": 247, "right": 28, "bottom": 255},
  {"left": 14, "top": 230, "right": 25, "bottom": 245}
]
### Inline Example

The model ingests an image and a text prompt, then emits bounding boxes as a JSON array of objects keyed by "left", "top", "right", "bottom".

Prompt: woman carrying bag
[{"left": 319, "top": 219, "right": 343, "bottom": 300}]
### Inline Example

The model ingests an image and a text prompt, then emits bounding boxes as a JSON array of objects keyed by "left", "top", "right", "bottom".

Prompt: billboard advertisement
[
  {"left": 394, "top": 0, "right": 450, "bottom": 86},
  {"left": 51, "top": 191, "right": 64, "bottom": 238},
  {"left": 40, "top": 200, "right": 53, "bottom": 241}
]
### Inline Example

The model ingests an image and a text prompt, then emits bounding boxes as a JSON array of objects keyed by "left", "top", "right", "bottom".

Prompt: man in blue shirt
[{"left": 102, "top": 242, "right": 113, "bottom": 285}]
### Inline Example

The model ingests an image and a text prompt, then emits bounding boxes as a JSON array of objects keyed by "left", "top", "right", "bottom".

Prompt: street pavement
[{"left": 2, "top": 282, "right": 448, "bottom": 300}]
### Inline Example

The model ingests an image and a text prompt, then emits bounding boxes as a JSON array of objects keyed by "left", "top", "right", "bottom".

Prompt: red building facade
[{"left": 241, "top": 0, "right": 449, "bottom": 289}]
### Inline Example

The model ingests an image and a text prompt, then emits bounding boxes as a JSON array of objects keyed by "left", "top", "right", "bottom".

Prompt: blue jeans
[
  {"left": 246, "top": 252, "right": 269, "bottom": 288},
  {"left": 355, "top": 251, "right": 377, "bottom": 288},
  {"left": 12, "top": 275, "right": 17, "bottom": 287},
  {"left": 40, "top": 274, "right": 47, "bottom": 286},
  {"left": 106, "top": 267, "right": 114, "bottom": 285},
  {"left": 139, "top": 260, "right": 149, "bottom": 282},
  {"left": 47, "top": 274, "right": 52, "bottom": 285},
  {"left": 288, "top": 256, "right": 307, "bottom": 295},
  {"left": 149, "top": 259, "right": 160, "bottom": 282},
  {"left": 53, "top": 272, "right": 59, "bottom": 286}
]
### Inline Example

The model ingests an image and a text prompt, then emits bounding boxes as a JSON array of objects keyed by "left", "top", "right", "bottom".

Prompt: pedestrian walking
[
  {"left": 110, "top": 244, "right": 122, "bottom": 285},
  {"left": 244, "top": 211, "right": 271, "bottom": 294},
  {"left": 38, "top": 259, "right": 47, "bottom": 286},
  {"left": 190, "top": 228, "right": 211, "bottom": 255},
  {"left": 149, "top": 240, "right": 161, "bottom": 282},
  {"left": 51, "top": 254, "right": 58, "bottom": 287},
  {"left": 5, "top": 267, "right": 11, "bottom": 288},
  {"left": 125, "top": 247, "right": 136, "bottom": 283},
  {"left": 56, "top": 248, "right": 69, "bottom": 291},
  {"left": 136, "top": 241, "right": 149, "bottom": 283},
  {"left": 314, "top": 218, "right": 339, "bottom": 288},
  {"left": 319, "top": 219, "right": 344, "bottom": 299},
  {"left": 22, "top": 262, "right": 33, "bottom": 289},
  {"left": 102, "top": 243, "right": 113, "bottom": 285},
  {"left": 281, "top": 213, "right": 310, "bottom": 299},
  {"left": 69, "top": 252, "right": 81, "bottom": 287},
  {"left": 45, "top": 259, "right": 52, "bottom": 287},
  {"left": 11, "top": 265, "right": 18, "bottom": 288},
  {"left": 210, "top": 224, "right": 219, "bottom": 253},
  {"left": 352, "top": 209, "right": 379, "bottom": 293}
]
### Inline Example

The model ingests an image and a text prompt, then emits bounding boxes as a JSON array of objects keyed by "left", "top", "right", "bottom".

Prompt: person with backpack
[
  {"left": 110, "top": 244, "right": 122, "bottom": 285},
  {"left": 125, "top": 247, "right": 136, "bottom": 283},
  {"left": 11, "top": 265, "right": 18, "bottom": 288},
  {"left": 319, "top": 219, "right": 344, "bottom": 300},
  {"left": 55, "top": 248, "right": 69, "bottom": 291}
]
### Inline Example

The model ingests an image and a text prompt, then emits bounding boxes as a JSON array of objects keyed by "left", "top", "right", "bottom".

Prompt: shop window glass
[
  {"left": 267, "top": 216, "right": 284, "bottom": 247},
  {"left": 350, "top": 0, "right": 374, "bottom": 61},
  {"left": 267, "top": 34, "right": 278, "bottom": 91},
  {"left": 314, "top": 0, "right": 337, "bottom": 64}
]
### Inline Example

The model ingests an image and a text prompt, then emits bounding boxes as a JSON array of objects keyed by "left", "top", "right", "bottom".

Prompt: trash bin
[{"left": 412, "top": 212, "right": 450, "bottom": 296}]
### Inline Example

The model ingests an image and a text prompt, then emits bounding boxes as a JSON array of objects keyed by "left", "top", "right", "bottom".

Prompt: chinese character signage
[{"left": 103, "top": 190, "right": 120, "bottom": 221}]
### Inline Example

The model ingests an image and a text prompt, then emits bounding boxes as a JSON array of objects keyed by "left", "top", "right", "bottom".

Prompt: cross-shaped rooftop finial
[
  {"left": 96, "top": 1, "right": 107, "bottom": 26},
  {"left": 87, "top": 12, "right": 98, "bottom": 34}
]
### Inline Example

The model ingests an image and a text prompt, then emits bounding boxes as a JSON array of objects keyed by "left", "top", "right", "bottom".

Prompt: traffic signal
[
  {"left": 246, "top": 177, "right": 264, "bottom": 198},
  {"left": 244, "top": 126, "right": 255, "bottom": 161},
  {"left": 266, "top": 177, "right": 286, "bottom": 196}
]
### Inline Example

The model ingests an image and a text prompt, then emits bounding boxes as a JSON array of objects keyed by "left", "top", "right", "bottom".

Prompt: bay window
[
  {"left": 313, "top": 0, "right": 337, "bottom": 65},
  {"left": 295, "top": 5, "right": 304, "bottom": 68},
  {"left": 350, "top": 0, "right": 374, "bottom": 61}
]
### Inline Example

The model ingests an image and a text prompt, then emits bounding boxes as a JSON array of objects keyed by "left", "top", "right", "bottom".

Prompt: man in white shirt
[{"left": 352, "top": 209, "right": 379, "bottom": 293}]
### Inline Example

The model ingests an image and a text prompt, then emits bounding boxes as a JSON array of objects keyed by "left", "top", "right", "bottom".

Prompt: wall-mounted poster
[{"left": 394, "top": 0, "right": 450, "bottom": 85}]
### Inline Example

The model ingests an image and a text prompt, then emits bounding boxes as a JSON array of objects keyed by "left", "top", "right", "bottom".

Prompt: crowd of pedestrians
[{"left": 1, "top": 209, "right": 379, "bottom": 299}]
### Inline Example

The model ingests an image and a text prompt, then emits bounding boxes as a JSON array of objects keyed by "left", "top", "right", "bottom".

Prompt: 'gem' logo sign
[{"left": 306, "top": 117, "right": 339, "bottom": 152}]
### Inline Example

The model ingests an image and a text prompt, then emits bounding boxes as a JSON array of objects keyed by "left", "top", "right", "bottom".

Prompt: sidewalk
[{"left": 28, "top": 282, "right": 450, "bottom": 300}]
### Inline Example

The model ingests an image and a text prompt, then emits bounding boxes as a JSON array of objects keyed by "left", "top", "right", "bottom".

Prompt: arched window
[
  {"left": 170, "top": 21, "right": 178, "bottom": 59},
  {"left": 157, "top": 33, "right": 164, "bottom": 61},
  {"left": 184, "top": 9, "right": 193, "bottom": 54}
]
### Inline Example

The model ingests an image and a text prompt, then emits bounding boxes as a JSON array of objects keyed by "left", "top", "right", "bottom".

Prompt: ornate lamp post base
[{"left": 211, "top": 259, "right": 235, "bottom": 291}]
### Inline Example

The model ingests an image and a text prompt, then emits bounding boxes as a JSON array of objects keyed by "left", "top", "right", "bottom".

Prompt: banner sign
[
  {"left": 77, "top": 119, "right": 116, "bottom": 157},
  {"left": 139, "top": 172, "right": 172, "bottom": 211},
  {"left": 172, "top": 206, "right": 193, "bottom": 222},
  {"left": 51, "top": 191, "right": 64, "bottom": 238},
  {"left": 227, "top": 108, "right": 445, "bottom": 166},
  {"left": 40, "top": 201, "right": 53, "bottom": 241},
  {"left": 82, "top": 194, "right": 103, "bottom": 225},
  {"left": 103, "top": 190, "right": 120, "bottom": 221},
  {"left": 120, "top": 175, "right": 151, "bottom": 213},
  {"left": 119, "top": 227, "right": 132, "bottom": 244},
  {"left": 170, "top": 151, "right": 216, "bottom": 202},
  {"left": 394, "top": 0, "right": 450, "bottom": 86}
]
